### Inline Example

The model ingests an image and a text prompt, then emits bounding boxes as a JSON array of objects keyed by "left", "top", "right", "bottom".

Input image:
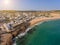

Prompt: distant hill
[{"left": 0, "top": 10, "right": 60, "bottom": 12}]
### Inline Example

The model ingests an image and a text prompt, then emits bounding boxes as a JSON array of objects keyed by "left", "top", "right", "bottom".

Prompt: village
[{"left": 0, "top": 10, "right": 60, "bottom": 45}]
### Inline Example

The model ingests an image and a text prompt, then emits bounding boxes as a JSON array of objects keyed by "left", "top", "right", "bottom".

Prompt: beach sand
[
  {"left": 1, "top": 16, "right": 60, "bottom": 45},
  {"left": 30, "top": 17, "right": 60, "bottom": 26}
]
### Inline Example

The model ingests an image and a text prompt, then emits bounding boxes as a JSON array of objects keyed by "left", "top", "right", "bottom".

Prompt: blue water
[{"left": 16, "top": 19, "right": 60, "bottom": 45}]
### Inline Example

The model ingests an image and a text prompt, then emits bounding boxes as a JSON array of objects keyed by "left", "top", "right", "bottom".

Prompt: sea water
[{"left": 16, "top": 19, "right": 60, "bottom": 45}]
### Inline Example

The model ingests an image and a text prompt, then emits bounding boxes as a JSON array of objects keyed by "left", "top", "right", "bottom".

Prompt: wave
[{"left": 13, "top": 19, "right": 60, "bottom": 45}]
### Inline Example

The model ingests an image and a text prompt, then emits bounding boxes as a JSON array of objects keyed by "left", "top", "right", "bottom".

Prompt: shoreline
[
  {"left": 13, "top": 17, "right": 60, "bottom": 45},
  {"left": 26, "top": 17, "right": 60, "bottom": 34},
  {"left": 30, "top": 17, "right": 60, "bottom": 26},
  {"left": 14, "top": 17, "right": 60, "bottom": 39}
]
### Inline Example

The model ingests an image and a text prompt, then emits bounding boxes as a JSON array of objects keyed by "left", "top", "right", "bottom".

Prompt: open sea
[{"left": 16, "top": 19, "right": 60, "bottom": 45}]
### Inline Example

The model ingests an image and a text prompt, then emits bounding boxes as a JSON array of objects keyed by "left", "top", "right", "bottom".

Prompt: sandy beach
[
  {"left": 1, "top": 17, "right": 60, "bottom": 45},
  {"left": 29, "top": 17, "right": 60, "bottom": 26}
]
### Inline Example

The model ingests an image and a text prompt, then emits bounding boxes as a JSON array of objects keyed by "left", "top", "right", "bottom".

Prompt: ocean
[{"left": 16, "top": 19, "right": 60, "bottom": 45}]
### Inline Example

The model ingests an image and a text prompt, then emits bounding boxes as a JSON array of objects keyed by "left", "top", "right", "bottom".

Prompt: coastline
[
  {"left": 13, "top": 17, "right": 60, "bottom": 45},
  {"left": 15, "top": 17, "right": 60, "bottom": 40},
  {"left": 26, "top": 17, "right": 60, "bottom": 33},
  {"left": 30, "top": 17, "right": 60, "bottom": 26},
  {"left": 18, "top": 18, "right": 60, "bottom": 45}
]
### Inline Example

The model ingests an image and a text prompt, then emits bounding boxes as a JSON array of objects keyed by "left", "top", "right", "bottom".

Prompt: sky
[{"left": 0, "top": 0, "right": 60, "bottom": 10}]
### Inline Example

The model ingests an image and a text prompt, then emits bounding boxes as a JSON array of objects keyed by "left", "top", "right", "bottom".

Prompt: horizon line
[{"left": 0, "top": 9, "right": 60, "bottom": 11}]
